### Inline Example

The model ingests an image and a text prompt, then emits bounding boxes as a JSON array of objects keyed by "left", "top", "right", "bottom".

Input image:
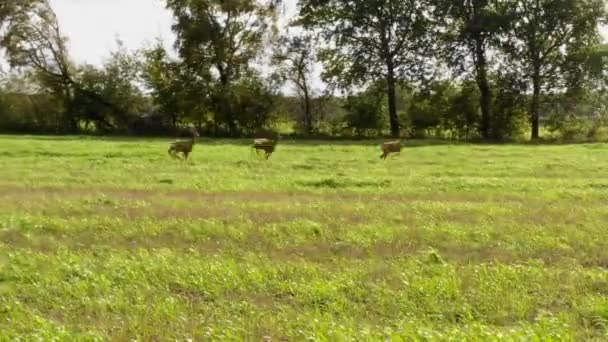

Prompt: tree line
[{"left": 0, "top": 0, "right": 607, "bottom": 141}]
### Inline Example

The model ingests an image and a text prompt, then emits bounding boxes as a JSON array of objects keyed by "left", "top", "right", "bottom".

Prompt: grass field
[{"left": 1, "top": 135, "right": 608, "bottom": 340}]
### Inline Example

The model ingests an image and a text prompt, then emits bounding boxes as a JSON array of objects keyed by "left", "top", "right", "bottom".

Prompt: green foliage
[
  {"left": 72, "top": 42, "right": 147, "bottom": 132},
  {"left": 434, "top": 0, "right": 509, "bottom": 140},
  {"left": 0, "top": 93, "right": 61, "bottom": 133},
  {"left": 272, "top": 33, "right": 317, "bottom": 135},
  {"left": 299, "top": 0, "right": 434, "bottom": 137},
  {"left": 402, "top": 81, "right": 485, "bottom": 140},
  {"left": 342, "top": 87, "right": 386, "bottom": 136},
  {"left": 139, "top": 41, "right": 209, "bottom": 132},
  {"left": 0, "top": 0, "right": 606, "bottom": 141},
  {"left": 544, "top": 85, "right": 608, "bottom": 142},
  {"left": 445, "top": 81, "right": 481, "bottom": 140},
  {"left": 490, "top": 72, "right": 528, "bottom": 141},
  {"left": 0, "top": 72, "right": 64, "bottom": 132},
  {"left": 407, "top": 82, "right": 457, "bottom": 138},
  {"left": 166, "top": 0, "right": 278, "bottom": 78},
  {"left": 0, "top": 0, "right": 77, "bottom": 132},
  {"left": 299, "top": 0, "right": 432, "bottom": 87},
  {"left": 499, "top": 0, "right": 607, "bottom": 139},
  {"left": 223, "top": 75, "right": 277, "bottom": 134},
  {"left": 0, "top": 0, "right": 45, "bottom": 36},
  {"left": 165, "top": 0, "right": 279, "bottom": 135}
]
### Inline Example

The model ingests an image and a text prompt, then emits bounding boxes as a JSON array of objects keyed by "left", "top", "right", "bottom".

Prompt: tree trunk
[
  {"left": 218, "top": 65, "right": 237, "bottom": 136},
  {"left": 530, "top": 69, "right": 541, "bottom": 140},
  {"left": 62, "top": 85, "right": 78, "bottom": 133},
  {"left": 302, "top": 84, "right": 312, "bottom": 135},
  {"left": 171, "top": 114, "right": 177, "bottom": 131},
  {"left": 386, "top": 58, "right": 400, "bottom": 138},
  {"left": 474, "top": 37, "right": 492, "bottom": 141}
]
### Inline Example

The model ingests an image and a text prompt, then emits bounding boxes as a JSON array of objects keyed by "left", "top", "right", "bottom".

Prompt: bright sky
[
  {"left": 50, "top": 0, "right": 177, "bottom": 65},
  {"left": 50, "top": 0, "right": 299, "bottom": 66}
]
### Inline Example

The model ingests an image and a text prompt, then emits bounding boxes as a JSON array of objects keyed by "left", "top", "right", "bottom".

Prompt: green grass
[{"left": 1, "top": 135, "right": 608, "bottom": 340}]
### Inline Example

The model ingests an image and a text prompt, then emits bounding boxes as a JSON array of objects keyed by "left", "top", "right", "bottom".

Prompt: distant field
[{"left": 2, "top": 135, "right": 608, "bottom": 340}]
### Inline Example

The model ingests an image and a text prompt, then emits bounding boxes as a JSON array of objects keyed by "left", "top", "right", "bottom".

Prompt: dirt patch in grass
[
  {"left": 4, "top": 227, "right": 607, "bottom": 269},
  {"left": 0, "top": 184, "right": 527, "bottom": 205}
]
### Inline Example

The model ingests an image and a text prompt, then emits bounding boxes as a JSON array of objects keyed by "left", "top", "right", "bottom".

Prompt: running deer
[
  {"left": 380, "top": 140, "right": 401, "bottom": 159},
  {"left": 251, "top": 138, "right": 278, "bottom": 160},
  {"left": 168, "top": 128, "right": 199, "bottom": 160}
]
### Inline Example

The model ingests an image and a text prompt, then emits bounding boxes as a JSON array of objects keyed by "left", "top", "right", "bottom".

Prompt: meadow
[{"left": 1, "top": 135, "right": 608, "bottom": 340}]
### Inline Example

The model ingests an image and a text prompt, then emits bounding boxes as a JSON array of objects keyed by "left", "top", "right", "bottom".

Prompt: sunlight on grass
[{"left": 1, "top": 135, "right": 608, "bottom": 339}]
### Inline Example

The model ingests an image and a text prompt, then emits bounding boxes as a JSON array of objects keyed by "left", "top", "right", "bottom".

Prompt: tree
[
  {"left": 435, "top": 0, "right": 508, "bottom": 140},
  {"left": 272, "top": 32, "right": 316, "bottom": 135},
  {"left": 0, "top": 0, "right": 43, "bottom": 33},
  {"left": 500, "top": 0, "right": 606, "bottom": 140},
  {"left": 407, "top": 81, "right": 455, "bottom": 138},
  {"left": 140, "top": 41, "right": 209, "bottom": 130},
  {"left": 1, "top": 1, "right": 71, "bottom": 89},
  {"left": 563, "top": 43, "right": 608, "bottom": 96},
  {"left": 1, "top": 0, "right": 76, "bottom": 130},
  {"left": 299, "top": 0, "right": 433, "bottom": 138},
  {"left": 343, "top": 88, "right": 387, "bottom": 137},
  {"left": 73, "top": 41, "right": 147, "bottom": 132},
  {"left": 491, "top": 70, "right": 528, "bottom": 140},
  {"left": 0, "top": 71, "right": 64, "bottom": 132},
  {"left": 165, "top": 0, "right": 279, "bottom": 135},
  {"left": 546, "top": 43, "right": 608, "bottom": 140},
  {"left": 228, "top": 73, "right": 277, "bottom": 134},
  {"left": 445, "top": 80, "right": 480, "bottom": 140},
  {"left": 1, "top": 0, "right": 126, "bottom": 132}
]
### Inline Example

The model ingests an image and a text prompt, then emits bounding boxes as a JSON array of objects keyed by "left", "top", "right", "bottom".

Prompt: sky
[
  {"left": 49, "top": 0, "right": 177, "bottom": 65},
  {"left": 49, "top": 0, "right": 299, "bottom": 66}
]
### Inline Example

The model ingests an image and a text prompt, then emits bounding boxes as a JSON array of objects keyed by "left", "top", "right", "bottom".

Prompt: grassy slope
[{"left": 1, "top": 135, "right": 608, "bottom": 340}]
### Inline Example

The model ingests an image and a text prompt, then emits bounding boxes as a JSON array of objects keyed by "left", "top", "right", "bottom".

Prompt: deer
[
  {"left": 168, "top": 128, "right": 200, "bottom": 160},
  {"left": 251, "top": 137, "right": 279, "bottom": 160},
  {"left": 380, "top": 140, "right": 402, "bottom": 159}
]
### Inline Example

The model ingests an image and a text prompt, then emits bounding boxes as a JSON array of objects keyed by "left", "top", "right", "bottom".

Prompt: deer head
[{"left": 190, "top": 127, "right": 200, "bottom": 138}]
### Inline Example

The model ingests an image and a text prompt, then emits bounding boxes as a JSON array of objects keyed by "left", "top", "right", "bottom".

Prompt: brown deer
[
  {"left": 168, "top": 128, "right": 200, "bottom": 160},
  {"left": 252, "top": 137, "right": 278, "bottom": 160},
  {"left": 380, "top": 140, "right": 401, "bottom": 159}
]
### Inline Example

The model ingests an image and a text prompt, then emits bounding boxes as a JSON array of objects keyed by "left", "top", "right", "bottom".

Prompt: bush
[
  {"left": 444, "top": 81, "right": 480, "bottom": 140},
  {"left": 407, "top": 82, "right": 456, "bottom": 139},
  {"left": 0, "top": 92, "right": 64, "bottom": 133},
  {"left": 343, "top": 88, "right": 386, "bottom": 137},
  {"left": 491, "top": 73, "right": 528, "bottom": 141}
]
